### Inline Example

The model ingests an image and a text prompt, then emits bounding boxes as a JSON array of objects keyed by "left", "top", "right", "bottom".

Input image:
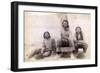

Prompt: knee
[{"left": 83, "top": 43, "right": 88, "bottom": 49}]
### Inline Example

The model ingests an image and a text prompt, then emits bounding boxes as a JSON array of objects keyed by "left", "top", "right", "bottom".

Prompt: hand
[{"left": 78, "top": 40, "right": 83, "bottom": 43}]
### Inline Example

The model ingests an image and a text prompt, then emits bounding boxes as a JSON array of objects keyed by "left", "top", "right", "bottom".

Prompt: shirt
[{"left": 43, "top": 38, "right": 52, "bottom": 50}]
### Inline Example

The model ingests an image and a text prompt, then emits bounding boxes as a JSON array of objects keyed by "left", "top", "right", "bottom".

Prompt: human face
[
  {"left": 62, "top": 22, "right": 69, "bottom": 31},
  {"left": 76, "top": 27, "right": 81, "bottom": 33},
  {"left": 44, "top": 32, "right": 50, "bottom": 39},
  {"left": 63, "top": 22, "right": 69, "bottom": 31},
  {"left": 63, "top": 22, "right": 68, "bottom": 27}
]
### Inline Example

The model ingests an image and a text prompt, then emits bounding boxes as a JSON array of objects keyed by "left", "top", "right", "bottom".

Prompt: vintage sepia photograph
[
  {"left": 11, "top": 2, "right": 97, "bottom": 71},
  {"left": 24, "top": 11, "right": 90, "bottom": 62}
]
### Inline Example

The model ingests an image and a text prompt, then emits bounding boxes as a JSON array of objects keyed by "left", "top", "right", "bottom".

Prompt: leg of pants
[
  {"left": 42, "top": 49, "right": 52, "bottom": 57},
  {"left": 74, "top": 42, "right": 88, "bottom": 53}
]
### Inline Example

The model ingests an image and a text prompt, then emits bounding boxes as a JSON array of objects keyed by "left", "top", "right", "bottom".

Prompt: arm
[
  {"left": 51, "top": 39, "right": 56, "bottom": 49},
  {"left": 61, "top": 33, "right": 69, "bottom": 40},
  {"left": 43, "top": 40, "right": 46, "bottom": 49},
  {"left": 61, "top": 30, "right": 71, "bottom": 41}
]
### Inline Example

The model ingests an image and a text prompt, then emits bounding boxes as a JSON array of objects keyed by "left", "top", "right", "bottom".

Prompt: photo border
[{"left": 11, "top": 1, "right": 98, "bottom": 72}]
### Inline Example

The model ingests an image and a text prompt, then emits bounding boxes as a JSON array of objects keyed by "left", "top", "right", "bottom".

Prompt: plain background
[
  {"left": 0, "top": 0, "right": 99, "bottom": 73},
  {"left": 24, "top": 12, "right": 91, "bottom": 61}
]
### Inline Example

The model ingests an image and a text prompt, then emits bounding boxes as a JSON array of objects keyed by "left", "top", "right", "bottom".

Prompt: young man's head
[
  {"left": 62, "top": 20, "right": 69, "bottom": 31},
  {"left": 75, "top": 26, "right": 82, "bottom": 33},
  {"left": 43, "top": 31, "right": 51, "bottom": 39}
]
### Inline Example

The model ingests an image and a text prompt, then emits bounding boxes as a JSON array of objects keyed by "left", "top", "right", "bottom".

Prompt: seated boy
[{"left": 57, "top": 20, "right": 74, "bottom": 56}]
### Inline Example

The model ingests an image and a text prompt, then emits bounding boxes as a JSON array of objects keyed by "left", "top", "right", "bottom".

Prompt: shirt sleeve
[{"left": 42, "top": 40, "right": 46, "bottom": 48}]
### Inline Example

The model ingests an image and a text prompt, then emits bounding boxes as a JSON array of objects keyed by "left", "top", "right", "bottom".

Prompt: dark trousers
[{"left": 73, "top": 42, "right": 88, "bottom": 53}]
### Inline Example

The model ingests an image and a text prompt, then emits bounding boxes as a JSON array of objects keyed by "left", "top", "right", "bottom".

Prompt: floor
[{"left": 24, "top": 46, "right": 90, "bottom": 62}]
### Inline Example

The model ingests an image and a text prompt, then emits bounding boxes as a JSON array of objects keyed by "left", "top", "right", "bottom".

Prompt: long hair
[
  {"left": 75, "top": 27, "right": 83, "bottom": 40},
  {"left": 43, "top": 31, "right": 51, "bottom": 39}
]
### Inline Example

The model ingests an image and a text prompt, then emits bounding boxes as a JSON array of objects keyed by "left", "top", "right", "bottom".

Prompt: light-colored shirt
[
  {"left": 61, "top": 28, "right": 72, "bottom": 40},
  {"left": 43, "top": 38, "right": 52, "bottom": 50}
]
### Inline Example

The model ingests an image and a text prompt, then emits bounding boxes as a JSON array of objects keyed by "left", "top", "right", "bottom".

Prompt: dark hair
[
  {"left": 75, "top": 26, "right": 82, "bottom": 31},
  {"left": 43, "top": 31, "right": 51, "bottom": 39},
  {"left": 75, "top": 26, "right": 83, "bottom": 40},
  {"left": 62, "top": 20, "right": 69, "bottom": 28}
]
